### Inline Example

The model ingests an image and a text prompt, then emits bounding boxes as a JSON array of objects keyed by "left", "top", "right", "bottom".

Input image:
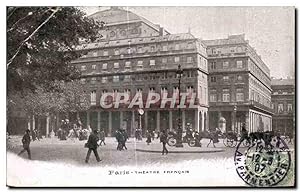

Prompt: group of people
[
  {"left": 115, "top": 129, "right": 128, "bottom": 150},
  {"left": 57, "top": 119, "right": 93, "bottom": 141}
]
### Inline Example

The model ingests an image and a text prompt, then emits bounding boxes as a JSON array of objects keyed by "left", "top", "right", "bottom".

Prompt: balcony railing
[{"left": 249, "top": 100, "right": 274, "bottom": 113}]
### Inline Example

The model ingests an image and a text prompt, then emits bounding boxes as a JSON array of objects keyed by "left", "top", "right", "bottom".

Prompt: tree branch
[{"left": 7, "top": 7, "right": 61, "bottom": 68}]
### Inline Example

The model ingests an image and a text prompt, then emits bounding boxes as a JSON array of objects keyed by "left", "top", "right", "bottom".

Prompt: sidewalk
[{"left": 134, "top": 140, "right": 225, "bottom": 153}]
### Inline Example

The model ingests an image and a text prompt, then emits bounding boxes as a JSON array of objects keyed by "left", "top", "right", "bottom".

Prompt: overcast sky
[{"left": 82, "top": 6, "right": 295, "bottom": 79}]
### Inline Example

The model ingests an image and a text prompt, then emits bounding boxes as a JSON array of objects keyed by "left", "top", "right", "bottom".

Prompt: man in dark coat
[
  {"left": 85, "top": 129, "right": 101, "bottom": 163},
  {"left": 160, "top": 130, "right": 168, "bottom": 155},
  {"left": 18, "top": 129, "right": 31, "bottom": 159}
]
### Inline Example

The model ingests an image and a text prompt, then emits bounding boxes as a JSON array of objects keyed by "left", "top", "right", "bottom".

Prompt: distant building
[
  {"left": 271, "top": 78, "right": 295, "bottom": 135},
  {"left": 203, "top": 34, "right": 273, "bottom": 133},
  {"left": 72, "top": 7, "right": 209, "bottom": 136}
]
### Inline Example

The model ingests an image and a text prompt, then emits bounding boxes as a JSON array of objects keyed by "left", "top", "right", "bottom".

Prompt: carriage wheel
[
  {"left": 225, "top": 138, "right": 237, "bottom": 148},
  {"left": 188, "top": 139, "right": 196, "bottom": 147},
  {"left": 167, "top": 137, "right": 176, "bottom": 147},
  {"left": 223, "top": 138, "right": 229, "bottom": 147},
  {"left": 241, "top": 139, "right": 251, "bottom": 147}
]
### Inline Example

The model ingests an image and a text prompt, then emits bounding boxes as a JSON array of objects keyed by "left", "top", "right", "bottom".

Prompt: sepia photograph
[{"left": 6, "top": 5, "right": 295, "bottom": 187}]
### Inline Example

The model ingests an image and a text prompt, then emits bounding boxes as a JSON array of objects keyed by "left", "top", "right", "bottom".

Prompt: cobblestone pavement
[{"left": 7, "top": 136, "right": 294, "bottom": 166}]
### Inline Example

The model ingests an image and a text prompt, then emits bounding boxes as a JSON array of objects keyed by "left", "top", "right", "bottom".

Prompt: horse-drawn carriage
[{"left": 166, "top": 128, "right": 252, "bottom": 148}]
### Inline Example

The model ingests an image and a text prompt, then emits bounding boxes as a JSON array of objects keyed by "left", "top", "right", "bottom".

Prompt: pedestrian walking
[
  {"left": 85, "top": 129, "right": 101, "bottom": 163},
  {"left": 160, "top": 130, "right": 168, "bottom": 155},
  {"left": 146, "top": 130, "right": 152, "bottom": 145},
  {"left": 99, "top": 130, "right": 106, "bottom": 146},
  {"left": 121, "top": 129, "right": 128, "bottom": 150},
  {"left": 18, "top": 129, "right": 31, "bottom": 159},
  {"left": 115, "top": 129, "right": 123, "bottom": 150}
]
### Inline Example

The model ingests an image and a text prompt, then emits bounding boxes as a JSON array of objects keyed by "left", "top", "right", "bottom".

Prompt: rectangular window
[
  {"left": 223, "top": 76, "right": 229, "bottom": 81},
  {"left": 175, "top": 44, "right": 180, "bottom": 50},
  {"left": 149, "top": 87, "right": 155, "bottom": 93},
  {"left": 222, "top": 93, "right": 230, "bottom": 102},
  {"left": 137, "top": 88, "right": 143, "bottom": 97},
  {"left": 102, "top": 63, "right": 107, "bottom": 70},
  {"left": 211, "top": 76, "right": 216, "bottom": 82},
  {"left": 138, "top": 47, "right": 143, "bottom": 53},
  {"left": 113, "top": 76, "right": 119, "bottom": 82},
  {"left": 92, "top": 64, "right": 96, "bottom": 70},
  {"left": 150, "top": 60, "right": 155, "bottom": 66},
  {"left": 102, "top": 77, "right": 107, "bottom": 83},
  {"left": 91, "top": 91, "right": 96, "bottom": 105},
  {"left": 91, "top": 77, "right": 97, "bottom": 84},
  {"left": 137, "top": 61, "right": 143, "bottom": 69},
  {"left": 236, "top": 93, "right": 244, "bottom": 102},
  {"left": 237, "top": 75, "right": 243, "bottom": 81},
  {"left": 237, "top": 60, "right": 243, "bottom": 68},
  {"left": 127, "top": 48, "right": 132, "bottom": 54},
  {"left": 150, "top": 46, "right": 155, "bottom": 52},
  {"left": 114, "top": 62, "right": 119, "bottom": 69},
  {"left": 210, "top": 62, "right": 216, "bottom": 69},
  {"left": 162, "top": 72, "right": 168, "bottom": 79},
  {"left": 81, "top": 65, "right": 86, "bottom": 71},
  {"left": 92, "top": 51, "right": 97, "bottom": 57},
  {"left": 103, "top": 50, "right": 108, "bottom": 56},
  {"left": 125, "top": 61, "right": 131, "bottom": 68},
  {"left": 187, "top": 57, "right": 193, "bottom": 63},
  {"left": 223, "top": 61, "right": 229, "bottom": 68},
  {"left": 175, "top": 57, "right": 180, "bottom": 63},
  {"left": 162, "top": 45, "right": 168, "bottom": 51},
  {"left": 162, "top": 58, "right": 167, "bottom": 63},
  {"left": 287, "top": 103, "right": 292, "bottom": 112},
  {"left": 114, "top": 49, "right": 120, "bottom": 55},
  {"left": 210, "top": 94, "right": 217, "bottom": 102},
  {"left": 278, "top": 103, "right": 284, "bottom": 113},
  {"left": 124, "top": 75, "right": 131, "bottom": 82}
]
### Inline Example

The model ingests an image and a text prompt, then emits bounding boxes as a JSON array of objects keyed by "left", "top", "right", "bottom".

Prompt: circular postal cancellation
[{"left": 234, "top": 135, "right": 291, "bottom": 187}]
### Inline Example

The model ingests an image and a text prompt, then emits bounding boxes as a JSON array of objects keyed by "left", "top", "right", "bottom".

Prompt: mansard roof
[{"left": 88, "top": 7, "right": 169, "bottom": 34}]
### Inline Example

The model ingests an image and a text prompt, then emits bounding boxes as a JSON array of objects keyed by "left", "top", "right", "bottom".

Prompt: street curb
[{"left": 135, "top": 148, "right": 225, "bottom": 153}]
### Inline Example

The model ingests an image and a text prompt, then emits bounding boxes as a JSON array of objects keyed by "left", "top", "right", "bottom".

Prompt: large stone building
[
  {"left": 72, "top": 7, "right": 209, "bottom": 136},
  {"left": 271, "top": 78, "right": 295, "bottom": 135},
  {"left": 203, "top": 34, "right": 273, "bottom": 133}
]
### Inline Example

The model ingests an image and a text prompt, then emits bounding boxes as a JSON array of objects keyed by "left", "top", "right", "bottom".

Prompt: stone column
[
  {"left": 97, "top": 111, "right": 101, "bottom": 130},
  {"left": 120, "top": 111, "right": 124, "bottom": 129},
  {"left": 46, "top": 114, "right": 50, "bottom": 138},
  {"left": 32, "top": 115, "right": 35, "bottom": 131},
  {"left": 131, "top": 111, "right": 135, "bottom": 137},
  {"left": 245, "top": 112, "right": 249, "bottom": 133},
  {"left": 144, "top": 111, "right": 148, "bottom": 132},
  {"left": 205, "top": 112, "right": 209, "bottom": 131},
  {"left": 27, "top": 116, "right": 31, "bottom": 130},
  {"left": 201, "top": 112, "right": 205, "bottom": 132},
  {"left": 156, "top": 110, "right": 160, "bottom": 132},
  {"left": 87, "top": 111, "right": 90, "bottom": 128},
  {"left": 231, "top": 111, "right": 235, "bottom": 132},
  {"left": 182, "top": 110, "right": 186, "bottom": 131},
  {"left": 169, "top": 111, "right": 173, "bottom": 131},
  {"left": 108, "top": 111, "right": 112, "bottom": 136},
  {"left": 195, "top": 109, "right": 199, "bottom": 132}
]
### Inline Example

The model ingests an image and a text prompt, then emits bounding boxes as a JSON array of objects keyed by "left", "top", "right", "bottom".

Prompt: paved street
[{"left": 7, "top": 136, "right": 242, "bottom": 166}]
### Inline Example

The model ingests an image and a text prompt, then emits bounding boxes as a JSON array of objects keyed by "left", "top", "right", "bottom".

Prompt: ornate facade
[
  {"left": 203, "top": 34, "right": 273, "bottom": 133},
  {"left": 72, "top": 7, "right": 209, "bottom": 136},
  {"left": 271, "top": 78, "right": 295, "bottom": 135}
]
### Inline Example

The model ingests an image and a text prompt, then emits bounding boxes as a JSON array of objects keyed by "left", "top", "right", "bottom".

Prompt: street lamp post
[
  {"left": 175, "top": 64, "right": 184, "bottom": 147},
  {"left": 233, "top": 105, "right": 237, "bottom": 133}
]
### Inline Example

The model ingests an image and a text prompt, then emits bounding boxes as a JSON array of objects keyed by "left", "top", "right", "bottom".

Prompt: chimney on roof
[
  {"left": 159, "top": 27, "right": 164, "bottom": 36},
  {"left": 111, "top": 6, "right": 120, "bottom": 10}
]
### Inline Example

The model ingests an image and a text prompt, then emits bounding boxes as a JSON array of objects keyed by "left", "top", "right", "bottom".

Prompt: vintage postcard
[{"left": 6, "top": 6, "right": 295, "bottom": 187}]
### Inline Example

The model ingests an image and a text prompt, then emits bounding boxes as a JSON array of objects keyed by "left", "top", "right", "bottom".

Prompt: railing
[{"left": 249, "top": 100, "right": 274, "bottom": 113}]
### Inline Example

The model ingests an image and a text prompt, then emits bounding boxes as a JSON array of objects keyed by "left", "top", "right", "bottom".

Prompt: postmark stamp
[{"left": 234, "top": 135, "right": 291, "bottom": 187}]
